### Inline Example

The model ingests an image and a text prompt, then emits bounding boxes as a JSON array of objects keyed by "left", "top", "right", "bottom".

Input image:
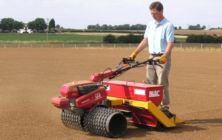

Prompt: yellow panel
[
  {"left": 107, "top": 96, "right": 123, "bottom": 106},
  {"left": 145, "top": 102, "right": 176, "bottom": 127},
  {"left": 174, "top": 116, "right": 185, "bottom": 124},
  {"left": 107, "top": 96, "right": 184, "bottom": 127},
  {"left": 120, "top": 99, "right": 176, "bottom": 127}
]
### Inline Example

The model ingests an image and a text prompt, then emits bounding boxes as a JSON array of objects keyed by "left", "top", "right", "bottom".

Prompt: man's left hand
[{"left": 159, "top": 54, "right": 167, "bottom": 64}]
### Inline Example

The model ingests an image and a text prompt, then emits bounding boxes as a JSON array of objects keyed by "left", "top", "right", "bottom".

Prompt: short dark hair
[{"left": 149, "top": 1, "right": 163, "bottom": 12}]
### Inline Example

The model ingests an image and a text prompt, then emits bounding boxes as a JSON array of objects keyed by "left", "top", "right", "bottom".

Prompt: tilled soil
[{"left": 0, "top": 47, "right": 222, "bottom": 140}]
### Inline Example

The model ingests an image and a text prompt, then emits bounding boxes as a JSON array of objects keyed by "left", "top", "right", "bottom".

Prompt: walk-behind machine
[{"left": 51, "top": 57, "right": 184, "bottom": 138}]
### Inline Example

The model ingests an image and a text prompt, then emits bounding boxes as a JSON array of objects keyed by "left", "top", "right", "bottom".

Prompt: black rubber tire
[
  {"left": 61, "top": 110, "right": 85, "bottom": 130},
  {"left": 155, "top": 121, "right": 166, "bottom": 131},
  {"left": 84, "top": 107, "right": 127, "bottom": 137}
]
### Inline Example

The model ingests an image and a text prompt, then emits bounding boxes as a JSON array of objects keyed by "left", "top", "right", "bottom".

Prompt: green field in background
[
  {"left": 0, "top": 33, "right": 103, "bottom": 43},
  {"left": 0, "top": 33, "right": 186, "bottom": 43}
]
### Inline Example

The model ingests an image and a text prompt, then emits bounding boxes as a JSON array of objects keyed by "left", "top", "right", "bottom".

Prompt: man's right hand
[{"left": 129, "top": 51, "right": 137, "bottom": 61}]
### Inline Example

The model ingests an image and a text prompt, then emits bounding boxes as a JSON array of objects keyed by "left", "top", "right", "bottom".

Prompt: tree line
[
  {"left": 104, "top": 34, "right": 222, "bottom": 44},
  {"left": 87, "top": 24, "right": 146, "bottom": 31},
  {"left": 103, "top": 34, "right": 143, "bottom": 43},
  {"left": 87, "top": 24, "right": 212, "bottom": 31},
  {"left": 0, "top": 17, "right": 218, "bottom": 34},
  {"left": 188, "top": 24, "right": 206, "bottom": 30},
  {"left": 186, "top": 35, "right": 222, "bottom": 43},
  {"left": 0, "top": 18, "right": 57, "bottom": 33}
]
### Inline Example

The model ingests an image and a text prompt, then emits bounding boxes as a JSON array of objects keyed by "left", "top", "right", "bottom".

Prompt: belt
[{"left": 150, "top": 53, "right": 163, "bottom": 56}]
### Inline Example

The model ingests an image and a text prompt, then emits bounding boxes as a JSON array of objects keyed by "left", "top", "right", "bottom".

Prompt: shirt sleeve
[{"left": 166, "top": 23, "right": 174, "bottom": 42}]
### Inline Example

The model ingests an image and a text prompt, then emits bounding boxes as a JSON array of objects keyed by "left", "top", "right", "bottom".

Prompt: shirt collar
[{"left": 154, "top": 17, "right": 166, "bottom": 25}]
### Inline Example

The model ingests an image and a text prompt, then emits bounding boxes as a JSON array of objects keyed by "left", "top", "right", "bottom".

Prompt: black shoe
[
  {"left": 160, "top": 106, "right": 169, "bottom": 111},
  {"left": 160, "top": 107, "right": 176, "bottom": 118}
]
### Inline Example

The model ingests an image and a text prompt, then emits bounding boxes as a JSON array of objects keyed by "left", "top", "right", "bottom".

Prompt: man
[{"left": 129, "top": 1, "right": 174, "bottom": 112}]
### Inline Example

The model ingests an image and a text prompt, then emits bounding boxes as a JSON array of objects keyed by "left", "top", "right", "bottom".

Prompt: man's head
[{"left": 149, "top": 1, "right": 164, "bottom": 22}]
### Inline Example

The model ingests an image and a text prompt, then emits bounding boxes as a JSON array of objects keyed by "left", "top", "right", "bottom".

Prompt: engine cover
[
  {"left": 60, "top": 81, "right": 97, "bottom": 98},
  {"left": 75, "top": 86, "right": 107, "bottom": 109}
]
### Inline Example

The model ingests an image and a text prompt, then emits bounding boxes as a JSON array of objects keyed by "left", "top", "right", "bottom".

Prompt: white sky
[{"left": 0, "top": 0, "right": 221, "bottom": 29}]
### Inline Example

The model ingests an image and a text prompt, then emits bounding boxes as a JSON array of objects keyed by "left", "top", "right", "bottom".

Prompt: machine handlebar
[
  {"left": 90, "top": 57, "right": 162, "bottom": 82},
  {"left": 109, "top": 57, "right": 161, "bottom": 79}
]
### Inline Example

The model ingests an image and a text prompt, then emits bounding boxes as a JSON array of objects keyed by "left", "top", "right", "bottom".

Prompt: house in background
[{"left": 18, "top": 24, "right": 33, "bottom": 34}]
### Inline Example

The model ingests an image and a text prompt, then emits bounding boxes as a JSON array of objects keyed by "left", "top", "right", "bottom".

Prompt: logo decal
[
  {"left": 149, "top": 90, "right": 160, "bottom": 97},
  {"left": 95, "top": 93, "right": 102, "bottom": 100},
  {"left": 134, "top": 89, "right": 145, "bottom": 95},
  {"left": 106, "top": 86, "right": 110, "bottom": 91}
]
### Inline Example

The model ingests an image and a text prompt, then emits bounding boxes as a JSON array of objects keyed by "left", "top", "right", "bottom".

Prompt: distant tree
[
  {"left": 28, "top": 21, "right": 35, "bottom": 30},
  {"left": 188, "top": 24, "right": 206, "bottom": 30},
  {"left": 179, "top": 26, "right": 182, "bottom": 30},
  {"left": 101, "top": 24, "right": 108, "bottom": 30},
  {"left": 103, "top": 34, "right": 116, "bottom": 43},
  {"left": 116, "top": 34, "right": 143, "bottom": 43},
  {"left": 87, "top": 24, "right": 101, "bottom": 31},
  {"left": 117, "top": 35, "right": 128, "bottom": 43},
  {"left": 28, "top": 18, "right": 47, "bottom": 32},
  {"left": 130, "top": 24, "right": 146, "bottom": 30},
  {"left": 48, "top": 18, "right": 55, "bottom": 32},
  {"left": 127, "top": 34, "right": 143, "bottom": 43},
  {"left": 55, "top": 24, "right": 61, "bottom": 32},
  {"left": 113, "top": 25, "right": 118, "bottom": 30},
  {"left": 0, "top": 18, "right": 24, "bottom": 32},
  {"left": 87, "top": 25, "right": 96, "bottom": 30},
  {"left": 202, "top": 25, "right": 206, "bottom": 30},
  {"left": 116, "top": 24, "right": 130, "bottom": 30},
  {"left": 186, "top": 35, "right": 217, "bottom": 43},
  {"left": 35, "top": 18, "right": 47, "bottom": 32},
  {"left": 55, "top": 24, "right": 60, "bottom": 29},
  {"left": 87, "top": 24, "right": 146, "bottom": 31},
  {"left": 1, "top": 18, "right": 14, "bottom": 32},
  {"left": 103, "top": 34, "right": 143, "bottom": 43},
  {"left": 13, "top": 21, "right": 24, "bottom": 30},
  {"left": 217, "top": 36, "right": 222, "bottom": 43},
  {"left": 95, "top": 24, "right": 100, "bottom": 30},
  {"left": 107, "top": 25, "right": 113, "bottom": 30}
]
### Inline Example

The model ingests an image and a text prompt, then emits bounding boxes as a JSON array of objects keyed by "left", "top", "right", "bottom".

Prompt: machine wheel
[
  {"left": 61, "top": 110, "right": 85, "bottom": 130},
  {"left": 84, "top": 107, "right": 127, "bottom": 137},
  {"left": 155, "top": 122, "right": 166, "bottom": 131}
]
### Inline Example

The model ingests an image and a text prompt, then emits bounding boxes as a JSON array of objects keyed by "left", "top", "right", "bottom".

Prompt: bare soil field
[{"left": 0, "top": 47, "right": 222, "bottom": 140}]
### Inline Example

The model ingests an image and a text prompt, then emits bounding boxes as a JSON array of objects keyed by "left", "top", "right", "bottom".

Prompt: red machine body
[
  {"left": 51, "top": 81, "right": 107, "bottom": 109},
  {"left": 90, "top": 69, "right": 115, "bottom": 82},
  {"left": 103, "top": 80, "right": 163, "bottom": 127},
  {"left": 74, "top": 86, "right": 106, "bottom": 109},
  {"left": 104, "top": 80, "right": 163, "bottom": 106},
  {"left": 51, "top": 97, "right": 69, "bottom": 108},
  {"left": 52, "top": 80, "right": 163, "bottom": 109},
  {"left": 60, "top": 81, "right": 93, "bottom": 98}
]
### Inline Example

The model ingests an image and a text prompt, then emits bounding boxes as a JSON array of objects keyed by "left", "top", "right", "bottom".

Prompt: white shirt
[{"left": 144, "top": 18, "right": 174, "bottom": 54}]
